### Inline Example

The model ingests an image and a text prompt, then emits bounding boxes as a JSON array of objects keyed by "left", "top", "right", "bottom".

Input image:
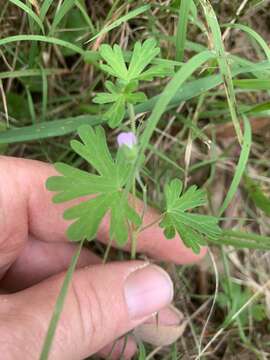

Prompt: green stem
[
  {"left": 128, "top": 103, "right": 137, "bottom": 259},
  {"left": 128, "top": 103, "right": 136, "bottom": 134},
  {"left": 136, "top": 173, "right": 148, "bottom": 223},
  {"left": 103, "top": 237, "right": 113, "bottom": 264},
  {"left": 139, "top": 216, "right": 163, "bottom": 232},
  {"left": 131, "top": 231, "right": 137, "bottom": 260}
]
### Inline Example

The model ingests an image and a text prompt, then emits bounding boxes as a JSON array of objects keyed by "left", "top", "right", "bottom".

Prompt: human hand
[{"left": 0, "top": 156, "right": 206, "bottom": 359}]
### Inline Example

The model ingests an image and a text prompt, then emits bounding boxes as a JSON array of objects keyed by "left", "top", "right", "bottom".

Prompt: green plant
[
  {"left": 93, "top": 39, "right": 171, "bottom": 128},
  {"left": 43, "top": 35, "right": 270, "bottom": 358},
  {"left": 46, "top": 125, "right": 142, "bottom": 245},
  {"left": 160, "top": 179, "right": 221, "bottom": 253},
  {"left": 217, "top": 279, "right": 266, "bottom": 328},
  {"left": 46, "top": 39, "right": 222, "bottom": 255},
  {"left": 2, "top": 0, "right": 270, "bottom": 358}
]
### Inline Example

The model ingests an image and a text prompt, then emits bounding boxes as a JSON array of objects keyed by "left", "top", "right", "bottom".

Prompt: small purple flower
[{"left": 117, "top": 132, "right": 137, "bottom": 149}]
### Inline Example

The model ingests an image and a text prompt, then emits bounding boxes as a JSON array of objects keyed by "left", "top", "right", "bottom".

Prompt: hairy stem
[{"left": 128, "top": 102, "right": 138, "bottom": 259}]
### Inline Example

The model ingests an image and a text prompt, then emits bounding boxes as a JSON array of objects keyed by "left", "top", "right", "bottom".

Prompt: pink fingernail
[
  {"left": 145, "top": 305, "right": 184, "bottom": 325},
  {"left": 124, "top": 265, "right": 174, "bottom": 320}
]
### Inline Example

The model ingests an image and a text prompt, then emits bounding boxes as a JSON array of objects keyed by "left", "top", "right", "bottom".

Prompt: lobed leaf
[
  {"left": 93, "top": 92, "right": 120, "bottom": 104},
  {"left": 160, "top": 178, "right": 221, "bottom": 253},
  {"left": 99, "top": 39, "right": 169, "bottom": 83},
  {"left": 64, "top": 194, "right": 111, "bottom": 241},
  {"left": 125, "top": 91, "right": 147, "bottom": 104},
  {"left": 105, "top": 97, "right": 126, "bottom": 128},
  {"left": 127, "top": 39, "right": 160, "bottom": 80},
  {"left": 46, "top": 125, "right": 141, "bottom": 246},
  {"left": 100, "top": 44, "right": 128, "bottom": 80},
  {"left": 71, "top": 126, "right": 115, "bottom": 177},
  {"left": 137, "top": 65, "right": 173, "bottom": 81}
]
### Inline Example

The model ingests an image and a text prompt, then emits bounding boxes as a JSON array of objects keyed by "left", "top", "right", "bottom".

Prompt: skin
[{"left": 0, "top": 156, "right": 206, "bottom": 359}]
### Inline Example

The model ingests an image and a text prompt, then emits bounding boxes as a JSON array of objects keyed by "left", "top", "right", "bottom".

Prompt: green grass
[
  {"left": 1, "top": 0, "right": 270, "bottom": 359},
  {"left": 9, "top": 0, "right": 44, "bottom": 33},
  {"left": 175, "top": 0, "right": 192, "bottom": 61},
  {"left": 218, "top": 115, "right": 252, "bottom": 216},
  {"left": 40, "top": 240, "right": 84, "bottom": 360}
]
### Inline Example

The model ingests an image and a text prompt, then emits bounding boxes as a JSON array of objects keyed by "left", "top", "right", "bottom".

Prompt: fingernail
[
  {"left": 134, "top": 305, "right": 187, "bottom": 346},
  {"left": 145, "top": 305, "right": 184, "bottom": 325},
  {"left": 124, "top": 265, "right": 173, "bottom": 319}
]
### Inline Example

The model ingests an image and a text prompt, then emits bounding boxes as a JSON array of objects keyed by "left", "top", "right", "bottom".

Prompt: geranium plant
[{"left": 46, "top": 39, "right": 221, "bottom": 256}]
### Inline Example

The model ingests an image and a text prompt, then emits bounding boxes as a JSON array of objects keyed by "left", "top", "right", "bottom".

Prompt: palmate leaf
[
  {"left": 104, "top": 96, "right": 126, "bottom": 128},
  {"left": 99, "top": 39, "right": 171, "bottom": 83},
  {"left": 99, "top": 44, "right": 129, "bottom": 80},
  {"left": 137, "top": 65, "right": 173, "bottom": 81},
  {"left": 46, "top": 125, "right": 141, "bottom": 244},
  {"left": 93, "top": 80, "right": 147, "bottom": 128},
  {"left": 160, "top": 179, "right": 221, "bottom": 253},
  {"left": 95, "top": 40, "right": 171, "bottom": 129},
  {"left": 127, "top": 39, "right": 160, "bottom": 80}
]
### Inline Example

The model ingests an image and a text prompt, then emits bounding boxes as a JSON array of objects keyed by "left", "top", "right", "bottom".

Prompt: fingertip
[
  {"left": 173, "top": 245, "right": 208, "bottom": 265},
  {"left": 137, "top": 225, "right": 208, "bottom": 265},
  {"left": 134, "top": 305, "right": 187, "bottom": 347},
  {"left": 198, "top": 246, "right": 208, "bottom": 260},
  {"left": 131, "top": 199, "right": 208, "bottom": 265},
  {"left": 144, "top": 305, "right": 184, "bottom": 326}
]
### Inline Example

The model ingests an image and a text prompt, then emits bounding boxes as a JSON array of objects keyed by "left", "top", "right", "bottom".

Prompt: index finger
[{"left": 0, "top": 156, "right": 206, "bottom": 270}]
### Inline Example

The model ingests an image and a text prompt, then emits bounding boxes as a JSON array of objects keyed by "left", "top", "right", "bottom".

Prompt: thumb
[{"left": 7, "top": 261, "right": 173, "bottom": 359}]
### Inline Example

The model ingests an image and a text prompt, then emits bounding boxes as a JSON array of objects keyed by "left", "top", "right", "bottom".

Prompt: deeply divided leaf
[
  {"left": 99, "top": 39, "right": 171, "bottom": 82},
  {"left": 95, "top": 39, "right": 172, "bottom": 128},
  {"left": 46, "top": 125, "right": 141, "bottom": 245},
  {"left": 160, "top": 178, "right": 221, "bottom": 253}
]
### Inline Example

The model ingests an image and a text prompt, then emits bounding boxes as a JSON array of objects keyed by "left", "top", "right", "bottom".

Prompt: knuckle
[
  {"left": 70, "top": 273, "right": 107, "bottom": 348},
  {"left": 0, "top": 174, "right": 27, "bottom": 269}
]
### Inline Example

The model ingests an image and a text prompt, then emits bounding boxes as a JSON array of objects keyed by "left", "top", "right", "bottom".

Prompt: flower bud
[
  {"left": 117, "top": 132, "right": 137, "bottom": 149},
  {"left": 117, "top": 132, "right": 138, "bottom": 161}
]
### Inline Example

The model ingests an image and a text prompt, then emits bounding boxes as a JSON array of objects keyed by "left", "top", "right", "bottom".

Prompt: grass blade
[
  {"left": 41, "top": 67, "right": 48, "bottom": 122},
  {"left": 0, "top": 60, "right": 269, "bottom": 144},
  {"left": 0, "top": 115, "right": 101, "bottom": 144},
  {"left": 210, "top": 229, "right": 270, "bottom": 250},
  {"left": 0, "top": 68, "right": 67, "bottom": 79},
  {"left": 218, "top": 115, "right": 252, "bottom": 216},
  {"left": 210, "top": 237, "right": 270, "bottom": 250},
  {"left": 200, "top": 0, "right": 243, "bottom": 144},
  {"left": 8, "top": 0, "right": 44, "bottom": 33},
  {"left": 138, "top": 342, "right": 147, "bottom": 359},
  {"left": 223, "top": 230, "right": 270, "bottom": 244},
  {"left": 176, "top": 0, "right": 192, "bottom": 61},
  {"left": 50, "top": 0, "right": 76, "bottom": 35},
  {"left": 87, "top": 5, "right": 150, "bottom": 43},
  {"left": 138, "top": 50, "right": 216, "bottom": 156},
  {"left": 25, "top": 86, "right": 36, "bottom": 123},
  {"left": 39, "top": 240, "right": 84, "bottom": 360},
  {"left": 127, "top": 50, "right": 216, "bottom": 192},
  {"left": 40, "top": 0, "right": 54, "bottom": 21},
  {"left": 233, "top": 79, "right": 270, "bottom": 90},
  {"left": 75, "top": 0, "right": 95, "bottom": 35},
  {"left": 223, "top": 23, "right": 270, "bottom": 62},
  {"left": 0, "top": 35, "right": 85, "bottom": 55}
]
